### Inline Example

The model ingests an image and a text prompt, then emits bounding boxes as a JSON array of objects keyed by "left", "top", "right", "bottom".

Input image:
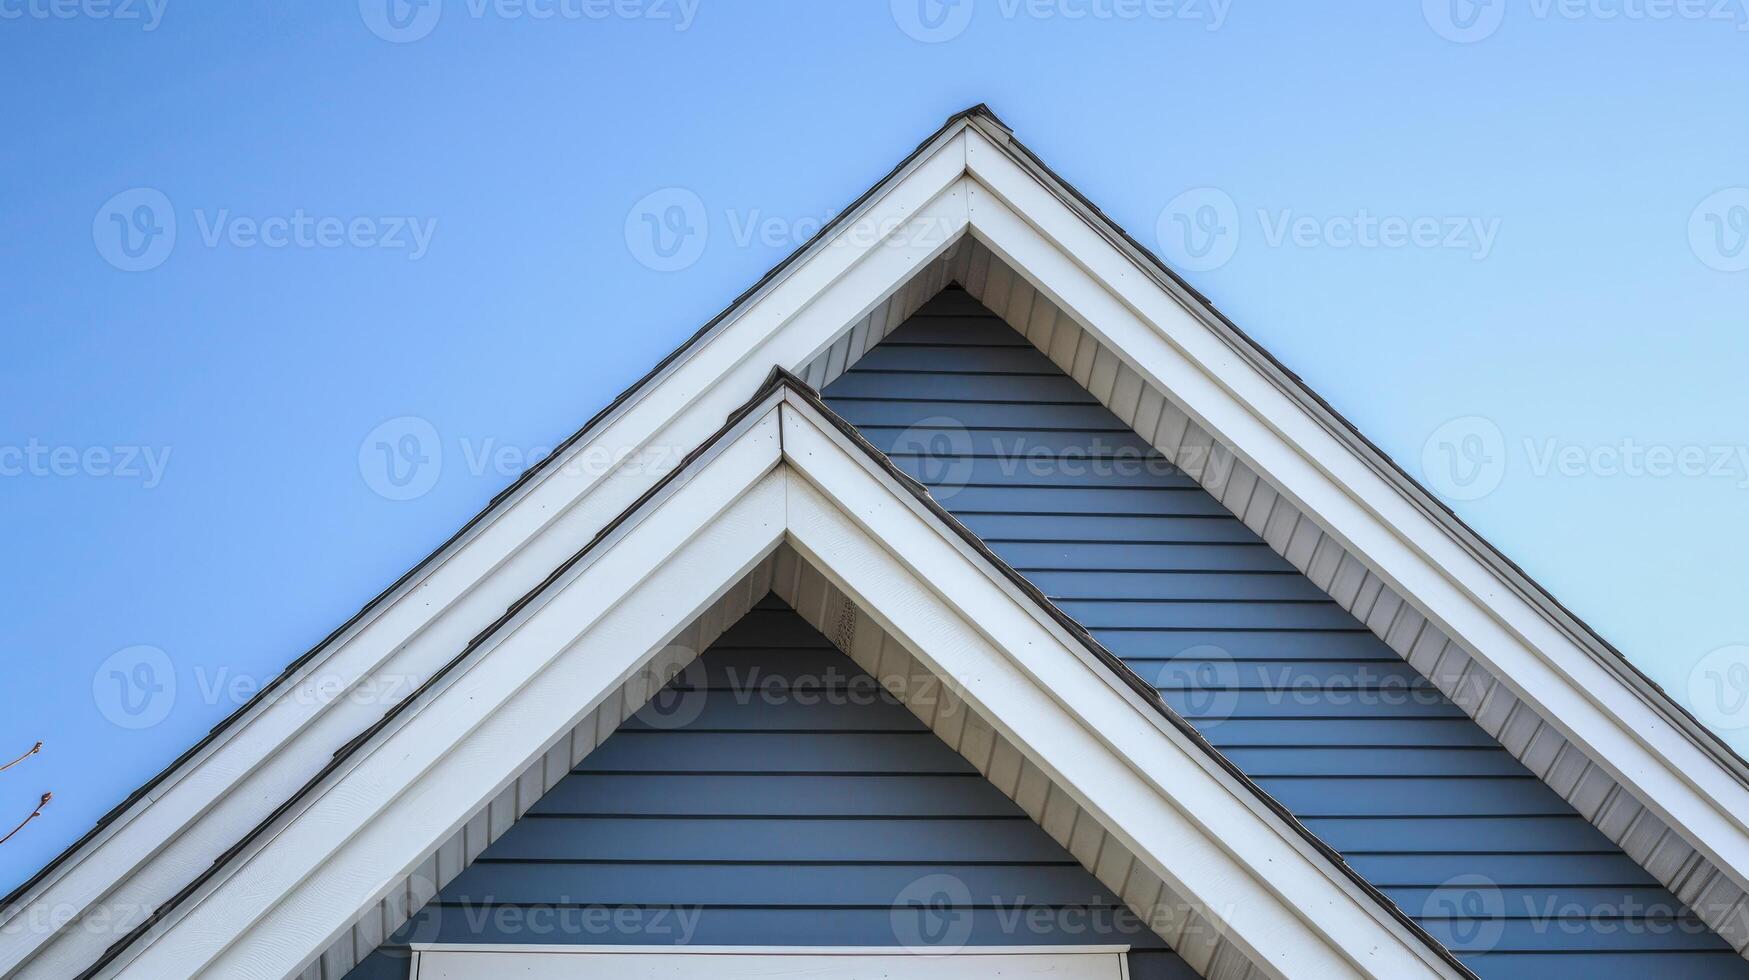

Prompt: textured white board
[{"left": 412, "top": 946, "right": 1130, "bottom": 980}]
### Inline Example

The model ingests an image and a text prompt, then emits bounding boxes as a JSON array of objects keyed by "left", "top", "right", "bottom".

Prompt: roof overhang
[
  {"left": 82, "top": 380, "right": 1467, "bottom": 979},
  {"left": 6, "top": 105, "right": 1746, "bottom": 977}
]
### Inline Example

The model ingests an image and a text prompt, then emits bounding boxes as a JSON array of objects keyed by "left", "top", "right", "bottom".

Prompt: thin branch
[
  {"left": 0, "top": 793, "right": 51, "bottom": 847},
  {"left": 0, "top": 742, "right": 42, "bottom": 774}
]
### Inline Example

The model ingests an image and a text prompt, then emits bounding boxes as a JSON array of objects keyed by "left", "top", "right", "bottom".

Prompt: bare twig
[
  {"left": 0, "top": 792, "right": 51, "bottom": 846},
  {"left": 0, "top": 742, "right": 42, "bottom": 774}
]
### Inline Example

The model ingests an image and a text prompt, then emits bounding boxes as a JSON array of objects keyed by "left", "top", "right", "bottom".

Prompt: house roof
[
  {"left": 8, "top": 104, "right": 1748, "bottom": 980},
  {"left": 72, "top": 379, "right": 1473, "bottom": 978},
  {"left": 14, "top": 101, "right": 1743, "bottom": 922},
  {"left": 0, "top": 107, "right": 987, "bottom": 920},
  {"left": 0, "top": 106, "right": 988, "bottom": 923}
]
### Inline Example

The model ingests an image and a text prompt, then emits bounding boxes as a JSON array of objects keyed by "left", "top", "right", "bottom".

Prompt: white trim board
[
  {"left": 8, "top": 105, "right": 1744, "bottom": 978},
  {"left": 86, "top": 390, "right": 1463, "bottom": 980},
  {"left": 408, "top": 945, "right": 1132, "bottom": 980}
]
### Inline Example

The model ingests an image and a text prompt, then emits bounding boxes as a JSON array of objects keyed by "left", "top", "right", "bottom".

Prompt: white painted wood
[{"left": 411, "top": 945, "right": 1130, "bottom": 980}]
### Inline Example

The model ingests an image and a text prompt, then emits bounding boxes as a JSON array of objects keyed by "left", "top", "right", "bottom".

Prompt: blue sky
[{"left": 2, "top": 1, "right": 1746, "bottom": 892}]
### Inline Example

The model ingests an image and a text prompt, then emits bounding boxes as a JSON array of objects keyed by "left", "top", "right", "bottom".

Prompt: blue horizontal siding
[
  {"left": 343, "top": 601, "right": 1185, "bottom": 979},
  {"left": 821, "top": 285, "right": 1748, "bottom": 976}
]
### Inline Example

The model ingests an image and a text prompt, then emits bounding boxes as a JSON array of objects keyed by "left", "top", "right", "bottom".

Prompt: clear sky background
[{"left": 2, "top": 1, "right": 1746, "bottom": 893}]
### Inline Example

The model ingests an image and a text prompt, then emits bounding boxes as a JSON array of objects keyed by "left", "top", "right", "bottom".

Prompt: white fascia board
[
  {"left": 100, "top": 410, "right": 788, "bottom": 979},
  {"left": 959, "top": 126, "right": 1749, "bottom": 883},
  {"left": 407, "top": 943, "right": 1135, "bottom": 954},
  {"left": 0, "top": 137, "right": 972, "bottom": 977},
  {"left": 777, "top": 396, "right": 1459, "bottom": 980},
  {"left": 410, "top": 945, "right": 1131, "bottom": 980}
]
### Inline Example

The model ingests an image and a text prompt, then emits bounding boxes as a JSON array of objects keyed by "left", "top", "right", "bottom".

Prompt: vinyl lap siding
[
  {"left": 822, "top": 286, "right": 1749, "bottom": 980},
  {"left": 343, "top": 599, "right": 1189, "bottom": 979}
]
